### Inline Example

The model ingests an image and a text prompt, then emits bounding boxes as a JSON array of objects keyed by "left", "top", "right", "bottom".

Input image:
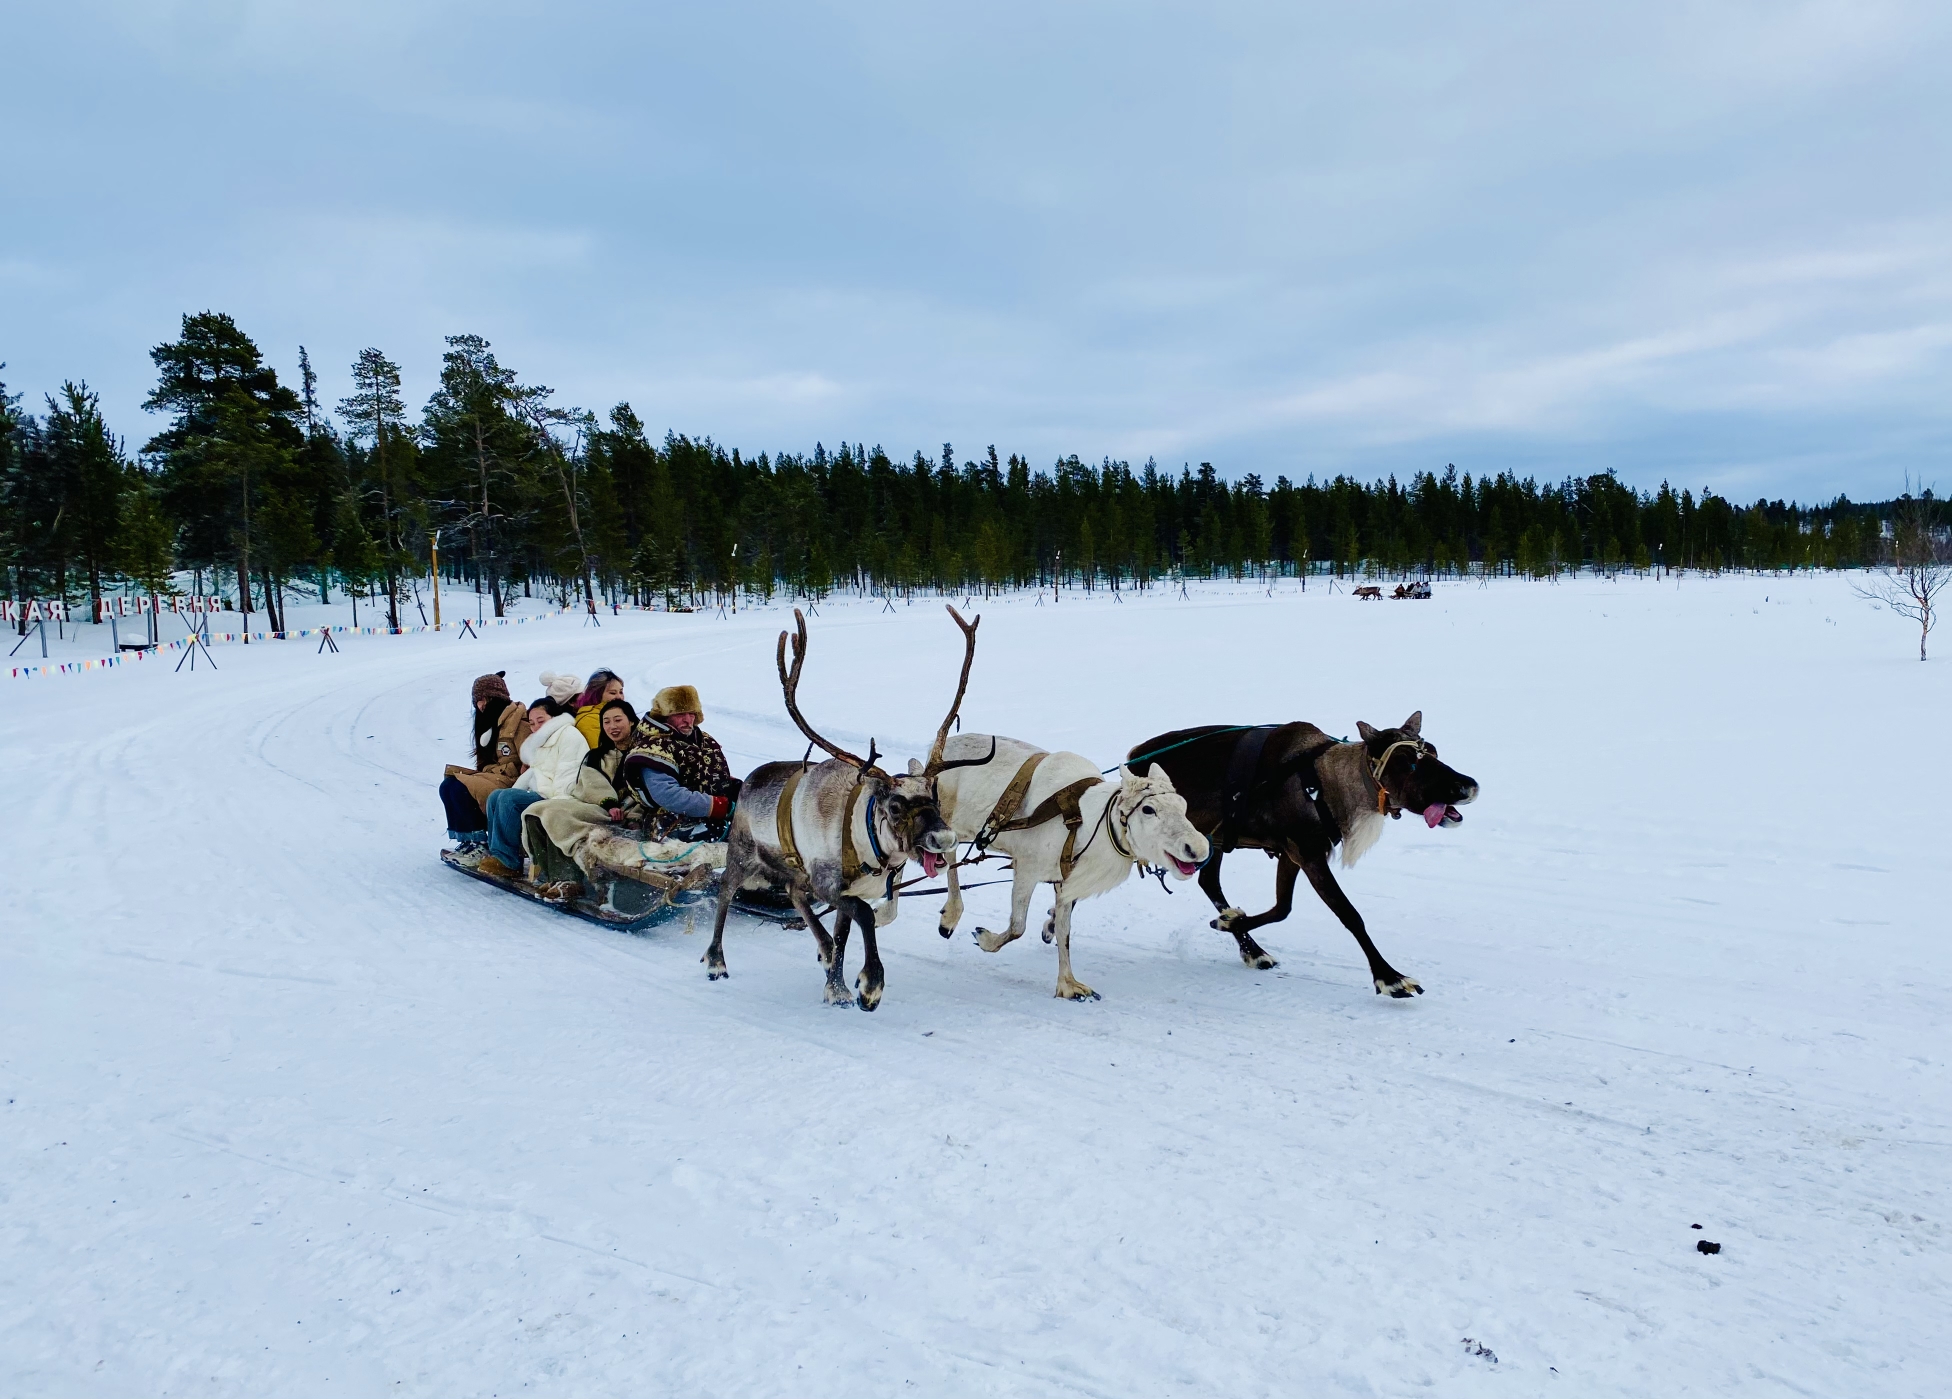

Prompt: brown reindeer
[
  {"left": 705, "top": 608, "right": 985, "bottom": 1010},
  {"left": 1352, "top": 585, "right": 1383, "bottom": 600},
  {"left": 1126, "top": 714, "right": 1478, "bottom": 996}
]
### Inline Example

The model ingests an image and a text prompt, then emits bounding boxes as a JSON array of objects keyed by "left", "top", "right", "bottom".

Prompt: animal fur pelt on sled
[{"left": 526, "top": 766, "right": 726, "bottom": 886}]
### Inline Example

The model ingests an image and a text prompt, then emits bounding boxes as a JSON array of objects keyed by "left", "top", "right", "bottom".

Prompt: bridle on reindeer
[
  {"left": 774, "top": 606, "right": 992, "bottom": 883},
  {"left": 1365, "top": 734, "right": 1436, "bottom": 817}
]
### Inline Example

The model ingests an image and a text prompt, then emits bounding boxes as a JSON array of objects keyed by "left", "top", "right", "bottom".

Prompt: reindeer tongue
[
  {"left": 1423, "top": 803, "right": 1457, "bottom": 829},
  {"left": 921, "top": 852, "right": 942, "bottom": 879}
]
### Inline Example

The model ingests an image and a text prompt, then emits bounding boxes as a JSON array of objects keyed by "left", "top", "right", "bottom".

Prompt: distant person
[
  {"left": 621, "top": 685, "right": 740, "bottom": 840},
  {"left": 440, "top": 671, "right": 526, "bottom": 859}
]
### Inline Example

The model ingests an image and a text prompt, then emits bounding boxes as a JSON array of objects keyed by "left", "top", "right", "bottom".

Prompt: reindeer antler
[
  {"left": 777, "top": 608, "right": 871, "bottom": 769},
  {"left": 926, "top": 605, "right": 982, "bottom": 772}
]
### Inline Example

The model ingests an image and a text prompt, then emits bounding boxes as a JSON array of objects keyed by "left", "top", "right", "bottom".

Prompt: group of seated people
[{"left": 438, "top": 667, "right": 743, "bottom": 882}]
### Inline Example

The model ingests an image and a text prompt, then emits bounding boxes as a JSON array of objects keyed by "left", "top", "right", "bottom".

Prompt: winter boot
[{"left": 475, "top": 853, "right": 520, "bottom": 880}]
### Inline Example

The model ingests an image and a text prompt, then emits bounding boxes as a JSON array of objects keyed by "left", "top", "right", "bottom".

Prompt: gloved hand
[{"left": 708, "top": 795, "right": 736, "bottom": 820}]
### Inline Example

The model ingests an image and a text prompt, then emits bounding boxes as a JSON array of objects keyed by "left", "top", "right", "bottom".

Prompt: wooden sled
[{"left": 439, "top": 847, "right": 797, "bottom": 934}]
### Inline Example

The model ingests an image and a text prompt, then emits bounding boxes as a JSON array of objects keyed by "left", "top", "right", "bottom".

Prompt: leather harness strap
[
  {"left": 776, "top": 767, "right": 806, "bottom": 875},
  {"left": 1216, "top": 725, "right": 1348, "bottom": 850},
  {"left": 840, "top": 781, "right": 886, "bottom": 885},
  {"left": 1221, "top": 724, "right": 1280, "bottom": 836},
  {"left": 975, "top": 751, "right": 1049, "bottom": 850},
  {"left": 994, "top": 775, "right": 1103, "bottom": 879}
]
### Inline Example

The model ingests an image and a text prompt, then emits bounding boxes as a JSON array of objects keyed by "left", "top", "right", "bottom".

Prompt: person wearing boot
[
  {"left": 440, "top": 671, "right": 525, "bottom": 862},
  {"left": 478, "top": 672, "right": 590, "bottom": 878},
  {"left": 620, "top": 684, "right": 741, "bottom": 840}
]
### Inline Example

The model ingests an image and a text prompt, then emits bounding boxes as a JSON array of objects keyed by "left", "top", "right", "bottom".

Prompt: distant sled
[{"left": 438, "top": 849, "right": 795, "bottom": 933}]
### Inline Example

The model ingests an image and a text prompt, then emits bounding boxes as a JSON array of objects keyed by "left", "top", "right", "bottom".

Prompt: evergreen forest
[{"left": 0, "top": 312, "right": 1924, "bottom": 631}]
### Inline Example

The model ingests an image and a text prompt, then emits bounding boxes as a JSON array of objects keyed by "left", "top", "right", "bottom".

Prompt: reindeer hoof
[
  {"left": 1242, "top": 951, "right": 1278, "bottom": 970},
  {"left": 1211, "top": 906, "right": 1246, "bottom": 932},
  {"left": 823, "top": 985, "right": 855, "bottom": 1007},
  {"left": 1374, "top": 975, "right": 1423, "bottom": 998},
  {"left": 973, "top": 927, "right": 1005, "bottom": 954},
  {"left": 938, "top": 922, "right": 954, "bottom": 940},
  {"left": 1055, "top": 982, "right": 1100, "bottom": 1002},
  {"left": 706, "top": 967, "right": 728, "bottom": 982},
  {"left": 1041, "top": 915, "right": 1055, "bottom": 945}
]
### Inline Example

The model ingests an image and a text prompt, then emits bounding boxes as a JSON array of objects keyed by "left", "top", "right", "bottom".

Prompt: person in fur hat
[
  {"left": 439, "top": 670, "right": 526, "bottom": 860},
  {"left": 620, "top": 684, "right": 741, "bottom": 839}
]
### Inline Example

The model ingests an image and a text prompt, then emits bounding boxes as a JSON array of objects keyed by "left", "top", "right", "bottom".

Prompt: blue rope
[{"left": 638, "top": 839, "right": 705, "bottom": 864}]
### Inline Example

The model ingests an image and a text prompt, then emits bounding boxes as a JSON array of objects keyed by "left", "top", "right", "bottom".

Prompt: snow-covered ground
[{"left": 3, "top": 574, "right": 1946, "bottom": 1398}]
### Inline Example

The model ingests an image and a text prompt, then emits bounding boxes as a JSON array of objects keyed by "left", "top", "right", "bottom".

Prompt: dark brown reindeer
[
  {"left": 705, "top": 607, "right": 984, "bottom": 1010},
  {"left": 1126, "top": 713, "right": 1478, "bottom": 997}
]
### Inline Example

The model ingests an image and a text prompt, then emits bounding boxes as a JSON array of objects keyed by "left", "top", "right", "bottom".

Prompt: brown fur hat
[
  {"left": 471, "top": 671, "right": 510, "bottom": 704},
  {"left": 650, "top": 684, "right": 703, "bottom": 721}
]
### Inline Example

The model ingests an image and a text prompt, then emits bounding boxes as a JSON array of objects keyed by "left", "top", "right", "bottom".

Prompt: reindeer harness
[
  {"left": 973, "top": 752, "right": 1155, "bottom": 881},
  {"left": 774, "top": 764, "right": 894, "bottom": 886},
  {"left": 1366, "top": 736, "right": 1431, "bottom": 815}
]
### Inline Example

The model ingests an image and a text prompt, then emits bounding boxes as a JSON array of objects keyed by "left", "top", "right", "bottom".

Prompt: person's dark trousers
[{"left": 441, "top": 774, "right": 489, "bottom": 843}]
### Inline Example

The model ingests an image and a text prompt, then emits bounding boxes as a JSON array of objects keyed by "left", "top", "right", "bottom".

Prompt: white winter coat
[{"left": 512, "top": 712, "right": 590, "bottom": 798}]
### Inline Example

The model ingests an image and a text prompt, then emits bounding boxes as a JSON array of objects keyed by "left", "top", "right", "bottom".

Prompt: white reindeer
[{"left": 932, "top": 734, "right": 1210, "bottom": 1000}]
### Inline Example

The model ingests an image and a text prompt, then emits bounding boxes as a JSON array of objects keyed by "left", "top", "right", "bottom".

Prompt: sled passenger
[
  {"left": 440, "top": 671, "right": 526, "bottom": 858},
  {"left": 620, "top": 685, "right": 741, "bottom": 840},
  {"left": 477, "top": 676, "right": 592, "bottom": 879},
  {"left": 573, "top": 669, "right": 626, "bottom": 748},
  {"left": 585, "top": 698, "right": 647, "bottom": 825}
]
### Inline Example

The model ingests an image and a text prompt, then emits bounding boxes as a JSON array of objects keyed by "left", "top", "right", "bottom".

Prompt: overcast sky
[{"left": 4, "top": 0, "right": 1948, "bottom": 500}]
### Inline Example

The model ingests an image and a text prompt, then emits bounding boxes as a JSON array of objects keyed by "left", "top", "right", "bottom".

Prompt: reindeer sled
[{"left": 441, "top": 806, "right": 794, "bottom": 934}]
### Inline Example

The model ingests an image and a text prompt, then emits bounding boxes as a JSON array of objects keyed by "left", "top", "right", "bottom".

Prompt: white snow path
[{"left": 2, "top": 575, "right": 1946, "bottom": 1398}]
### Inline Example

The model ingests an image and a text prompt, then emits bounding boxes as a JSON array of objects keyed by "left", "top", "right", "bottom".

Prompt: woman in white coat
[{"left": 478, "top": 673, "right": 591, "bottom": 878}]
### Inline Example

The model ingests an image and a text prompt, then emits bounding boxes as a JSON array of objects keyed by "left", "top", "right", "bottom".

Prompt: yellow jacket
[{"left": 574, "top": 703, "right": 604, "bottom": 749}]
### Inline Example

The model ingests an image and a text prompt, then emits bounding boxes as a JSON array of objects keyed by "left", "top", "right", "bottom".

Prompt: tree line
[{"left": 0, "top": 311, "right": 1922, "bottom": 631}]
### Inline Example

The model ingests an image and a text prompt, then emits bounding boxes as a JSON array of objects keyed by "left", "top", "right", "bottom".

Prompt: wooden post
[{"left": 431, "top": 532, "right": 442, "bottom": 629}]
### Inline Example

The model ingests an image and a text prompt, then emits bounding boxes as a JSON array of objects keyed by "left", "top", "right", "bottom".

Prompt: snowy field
[{"left": 3, "top": 573, "right": 1947, "bottom": 1398}]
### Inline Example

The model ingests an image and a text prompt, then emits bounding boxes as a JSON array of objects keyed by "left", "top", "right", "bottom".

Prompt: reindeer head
[
  {"left": 1355, "top": 711, "right": 1480, "bottom": 828},
  {"left": 777, "top": 605, "right": 986, "bottom": 880},
  {"left": 1112, "top": 764, "right": 1209, "bottom": 877}
]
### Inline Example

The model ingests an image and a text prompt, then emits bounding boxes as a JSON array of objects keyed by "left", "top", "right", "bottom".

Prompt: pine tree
[
  {"left": 143, "top": 312, "right": 304, "bottom": 632},
  {"left": 338, "top": 347, "right": 411, "bottom": 627},
  {"left": 42, "top": 382, "right": 128, "bottom": 617},
  {"left": 115, "top": 469, "right": 176, "bottom": 596}
]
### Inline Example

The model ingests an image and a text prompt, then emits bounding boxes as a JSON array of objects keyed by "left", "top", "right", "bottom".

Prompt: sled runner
[{"left": 439, "top": 847, "right": 797, "bottom": 933}]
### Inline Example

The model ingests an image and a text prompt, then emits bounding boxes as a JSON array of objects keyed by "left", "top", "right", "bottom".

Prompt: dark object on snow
[
  {"left": 1691, "top": 1223, "right": 1703, "bottom": 1229},
  {"left": 1127, "top": 714, "right": 1478, "bottom": 996},
  {"left": 440, "top": 848, "right": 794, "bottom": 933},
  {"left": 1697, "top": 1239, "right": 1722, "bottom": 1255},
  {"left": 1461, "top": 1338, "right": 1498, "bottom": 1363}
]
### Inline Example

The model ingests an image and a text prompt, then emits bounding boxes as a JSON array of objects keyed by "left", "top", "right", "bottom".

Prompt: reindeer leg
[
  {"left": 793, "top": 888, "right": 835, "bottom": 970},
  {"left": 1220, "top": 856, "right": 1296, "bottom": 970},
  {"left": 823, "top": 898, "right": 856, "bottom": 1006},
  {"left": 1199, "top": 847, "right": 1249, "bottom": 932},
  {"left": 1298, "top": 854, "right": 1422, "bottom": 998},
  {"left": 974, "top": 862, "right": 1035, "bottom": 954},
  {"left": 705, "top": 839, "right": 747, "bottom": 980},
  {"left": 938, "top": 856, "right": 964, "bottom": 939},
  {"left": 844, "top": 894, "right": 886, "bottom": 1011},
  {"left": 1050, "top": 892, "right": 1099, "bottom": 1001}
]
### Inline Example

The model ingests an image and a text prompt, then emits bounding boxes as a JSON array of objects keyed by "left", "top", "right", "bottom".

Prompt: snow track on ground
[{"left": 2, "top": 575, "right": 1946, "bottom": 1398}]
